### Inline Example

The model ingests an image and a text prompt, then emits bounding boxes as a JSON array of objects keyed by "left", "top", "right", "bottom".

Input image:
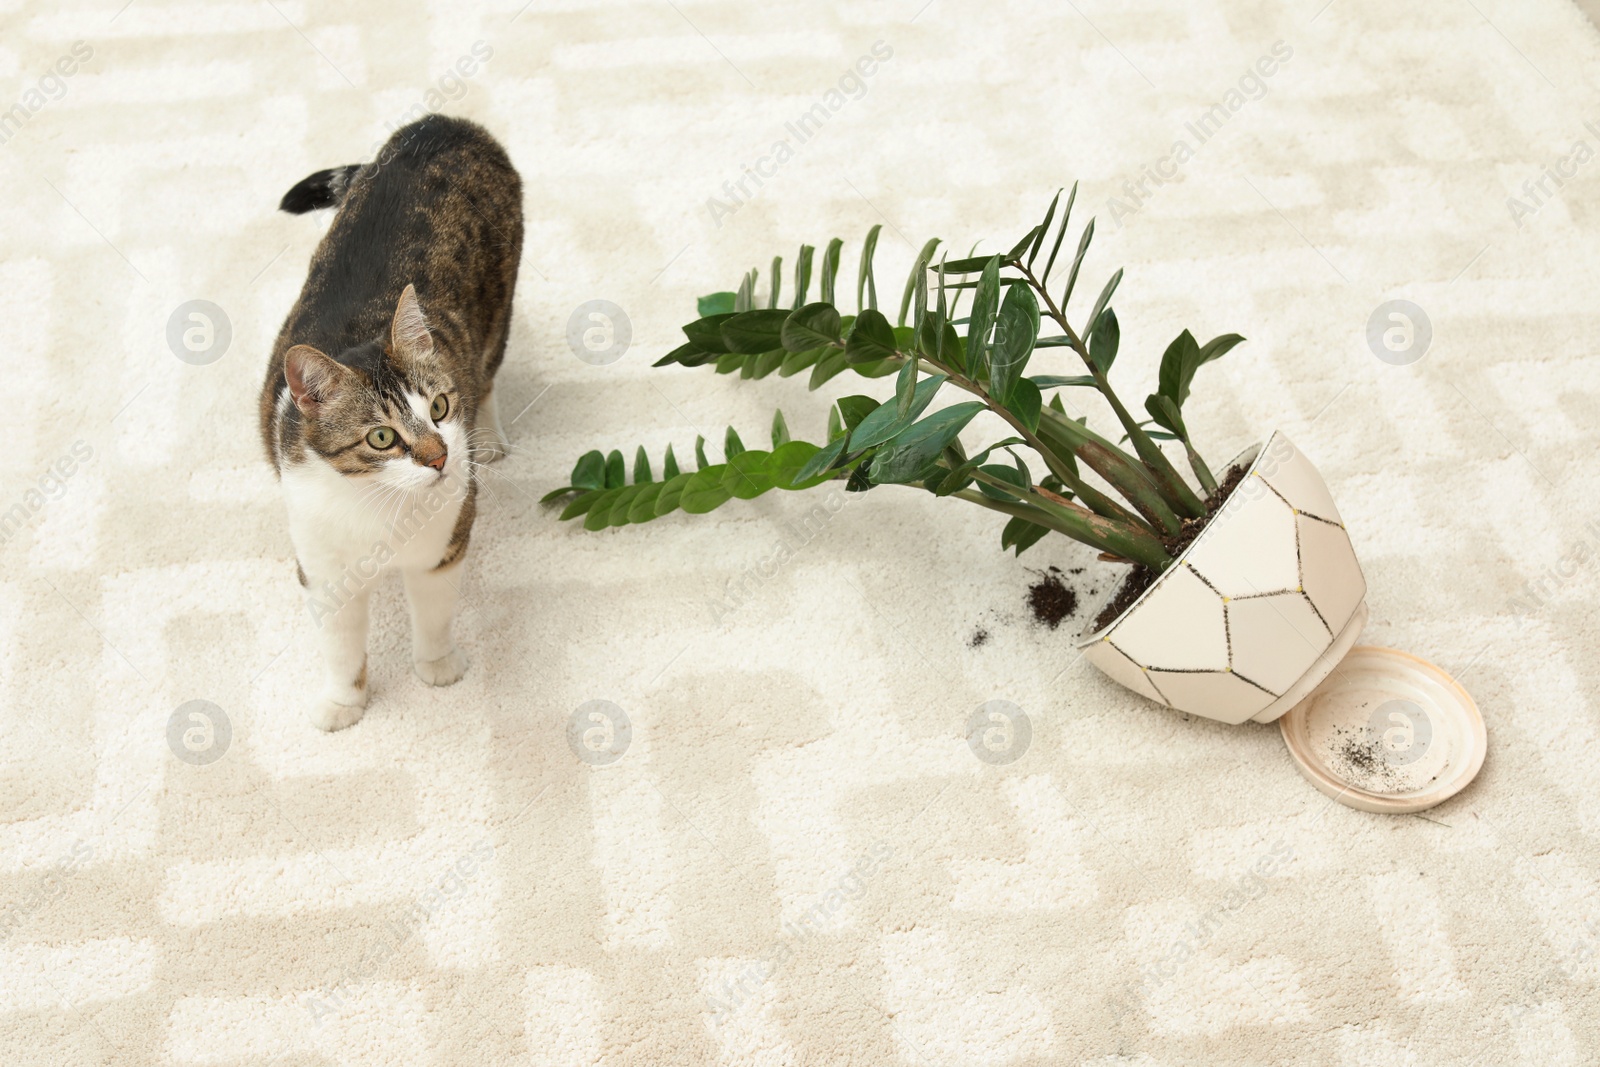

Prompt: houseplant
[{"left": 545, "top": 188, "right": 1367, "bottom": 724}]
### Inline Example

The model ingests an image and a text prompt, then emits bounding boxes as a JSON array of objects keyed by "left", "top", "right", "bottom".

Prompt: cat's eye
[
  {"left": 430, "top": 394, "right": 449, "bottom": 421},
  {"left": 366, "top": 426, "right": 397, "bottom": 449}
]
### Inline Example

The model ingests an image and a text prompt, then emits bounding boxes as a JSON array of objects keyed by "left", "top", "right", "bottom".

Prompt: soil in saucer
[{"left": 1091, "top": 462, "right": 1249, "bottom": 633}]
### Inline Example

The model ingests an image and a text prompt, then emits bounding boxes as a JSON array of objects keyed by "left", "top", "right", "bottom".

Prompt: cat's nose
[{"left": 413, "top": 436, "right": 448, "bottom": 471}]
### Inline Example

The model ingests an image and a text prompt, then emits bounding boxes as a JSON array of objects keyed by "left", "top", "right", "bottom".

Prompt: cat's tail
[{"left": 278, "top": 164, "right": 362, "bottom": 214}]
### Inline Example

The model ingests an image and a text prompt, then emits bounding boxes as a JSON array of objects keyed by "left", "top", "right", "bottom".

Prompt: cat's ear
[
  {"left": 391, "top": 283, "right": 434, "bottom": 362},
  {"left": 284, "top": 345, "right": 348, "bottom": 416}
]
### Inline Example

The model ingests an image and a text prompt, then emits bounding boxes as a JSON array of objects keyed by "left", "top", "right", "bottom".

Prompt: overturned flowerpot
[{"left": 1077, "top": 432, "right": 1367, "bottom": 725}]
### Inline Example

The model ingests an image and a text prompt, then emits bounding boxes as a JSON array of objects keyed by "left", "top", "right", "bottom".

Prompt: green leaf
[
  {"left": 1062, "top": 218, "right": 1094, "bottom": 308},
  {"left": 751, "top": 350, "right": 786, "bottom": 378},
  {"left": 779, "top": 347, "right": 825, "bottom": 376},
  {"left": 990, "top": 281, "right": 1039, "bottom": 402},
  {"left": 836, "top": 395, "right": 880, "bottom": 432},
  {"left": 571, "top": 449, "right": 606, "bottom": 491},
  {"left": 782, "top": 303, "right": 843, "bottom": 351},
  {"left": 683, "top": 313, "right": 734, "bottom": 353},
  {"left": 715, "top": 352, "right": 745, "bottom": 375},
  {"left": 694, "top": 435, "right": 709, "bottom": 469},
  {"left": 601, "top": 484, "right": 646, "bottom": 527},
  {"left": 768, "top": 440, "right": 826, "bottom": 489},
  {"left": 794, "top": 435, "right": 848, "bottom": 483},
  {"left": 653, "top": 340, "right": 706, "bottom": 368},
  {"left": 559, "top": 489, "right": 603, "bottom": 520},
  {"left": 965, "top": 256, "right": 1002, "bottom": 379},
  {"left": 826, "top": 404, "right": 843, "bottom": 441},
  {"left": 662, "top": 444, "right": 680, "bottom": 480},
  {"left": 723, "top": 450, "right": 775, "bottom": 499},
  {"left": 1086, "top": 268, "right": 1122, "bottom": 339},
  {"left": 1002, "top": 516, "right": 1051, "bottom": 555},
  {"left": 539, "top": 485, "right": 576, "bottom": 503},
  {"left": 734, "top": 269, "right": 755, "bottom": 312},
  {"left": 654, "top": 471, "right": 694, "bottom": 517},
  {"left": 1195, "top": 333, "right": 1245, "bottom": 371},
  {"left": 627, "top": 482, "right": 665, "bottom": 523},
  {"left": 849, "top": 374, "right": 947, "bottom": 450},
  {"left": 767, "top": 409, "right": 789, "bottom": 448},
  {"left": 934, "top": 254, "right": 1000, "bottom": 274},
  {"left": 1006, "top": 223, "right": 1043, "bottom": 262},
  {"left": 768, "top": 256, "right": 782, "bottom": 309},
  {"left": 819, "top": 238, "right": 843, "bottom": 304},
  {"left": 793, "top": 244, "right": 815, "bottom": 308},
  {"left": 857, "top": 223, "right": 882, "bottom": 311},
  {"left": 1145, "top": 393, "right": 1188, "bottom": 439},
  {"left": 1008, "top": 377, "right": 1042, "bottom": 433},
  {"left": 604, "top": 450, "right": 625, "bottom": 489},
  {"left": 1030, "top": 374, "right": 1098, "bottom": 390},
  {"left": 724, "top": 426, "right": 745, "bottom": 460},
  {"left": 976, "top": 462, "right": 1026, "bottom": 501},
  {"left": 721, "top": 309, "right": 791, "bottom": 354},
  {"left": 894, "top": 354, "right": 919, "bottom": 418},
  {"left": 583, "top": 486, "right": 629, "bottom": 530},
  {"left": 1042, "top": 181, "right": 1077, "bottom": 282},
  {"left": 846, "top": 460, "right": 874, "bottom": 492},
  {"left": 680, "top": 465, "right": 732, "bottom": 513},
  {"left": 1158, "top": 329, "right": 1200, "bottom": 406},
  {"left": 1089, "top": 306, "right": 1119, "bottom": 376},
  {"left": 633, "top": 446, "right": 652, "bottom": 484},
  {"left": 1028, "top": 189, "right": 1060, "bottom": 267},
  {"left": 898, "top": 237, "right": 941, "bottom": 327},
  {"left": 844, "top": 308, "right": 898, "bottom": 364},
  {"left": 868, "top": 401, "right": 986, "bottom": 484},
  {"left": 698, "top": 292, "right": 736, "bottom": 317},
  {"left": 808, "top": 348, "right": 850, "bottom": 389}
]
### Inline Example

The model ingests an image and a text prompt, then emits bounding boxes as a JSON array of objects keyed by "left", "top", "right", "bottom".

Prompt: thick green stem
[
  {"left": 952, "top": 487, "right": 1171, "bottom": 571},
  {"left": 1036, "top": 410, "right": 1181, "bottom": 535},
  {"left": 1185, "top": 441, "right": 1218, "bottom": 496}
]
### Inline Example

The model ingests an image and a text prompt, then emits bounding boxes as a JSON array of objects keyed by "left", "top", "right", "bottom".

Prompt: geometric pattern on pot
[{"left": 1085, "top": 432, "right": 1367, "bottom": 725}]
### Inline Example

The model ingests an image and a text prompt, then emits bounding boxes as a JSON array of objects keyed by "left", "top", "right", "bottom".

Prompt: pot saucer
[{"left": 1278, "top": 646, "right": 1486, "bottom": 814}]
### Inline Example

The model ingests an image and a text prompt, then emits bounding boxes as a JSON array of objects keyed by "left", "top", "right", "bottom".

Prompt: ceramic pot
[{"left": 1076, "top": 432, "right": 1367, "bottom": 725}]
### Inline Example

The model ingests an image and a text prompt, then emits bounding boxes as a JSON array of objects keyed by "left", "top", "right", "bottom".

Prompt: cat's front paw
[
  {"left": 414, "top": 649, "right": 467, "bottom": 686},
  {"left": 309, "top": 697, "right": 367, "bottom": 732}
]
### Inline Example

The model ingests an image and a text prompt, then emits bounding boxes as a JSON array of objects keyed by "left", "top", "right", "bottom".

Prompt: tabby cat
[{"left": 260, "top": 115, "right": 523, "bottom": 731}]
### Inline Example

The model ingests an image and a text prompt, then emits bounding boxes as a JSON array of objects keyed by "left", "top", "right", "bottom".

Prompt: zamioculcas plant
[{"left": 546, "top": 184, "right": 1245, "bottom": 581}]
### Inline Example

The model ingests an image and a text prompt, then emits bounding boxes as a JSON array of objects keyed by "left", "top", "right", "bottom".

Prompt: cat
[{"left": 260, "top": 114, "right": 523, "bottom": 731}]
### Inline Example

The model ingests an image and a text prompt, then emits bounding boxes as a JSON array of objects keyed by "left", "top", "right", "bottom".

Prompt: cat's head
[{"left": 282, "top": 284, "right": 468, "bottom": 490}]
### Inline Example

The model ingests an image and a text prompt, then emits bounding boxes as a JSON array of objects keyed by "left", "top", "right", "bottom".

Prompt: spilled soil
[{"left": 1027, "top": 567, "right": 1078, "bottom": 630}]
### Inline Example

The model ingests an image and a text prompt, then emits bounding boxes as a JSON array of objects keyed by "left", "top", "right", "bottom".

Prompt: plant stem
[
  {"left": 1013, "top": 261, "right": 1207, "bottom": 519},
  {"left": 1035, "top": 409, "right": 1181, "bottom": 535},
  {"left": 1185, "top": 442, "right": 1218, "bottom": 496},
  {"left": 952, "top": 487, "right": 1171, "bottom": 571}
]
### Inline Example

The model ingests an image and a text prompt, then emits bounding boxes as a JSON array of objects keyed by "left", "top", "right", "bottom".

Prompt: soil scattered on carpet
[
  {"left": 968, "top": 627, "right": 990, "bottom": 648},
  {"left": 1091, "top": 463, "right": 1249, "bottom": 632},
  {"left": 1027, "top": 567, "right": 1077, "bottom": 630}
]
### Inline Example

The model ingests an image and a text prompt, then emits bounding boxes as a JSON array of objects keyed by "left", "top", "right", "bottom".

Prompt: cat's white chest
[{"left": 281, "top": 456, "right": 465, "bottom": 577}]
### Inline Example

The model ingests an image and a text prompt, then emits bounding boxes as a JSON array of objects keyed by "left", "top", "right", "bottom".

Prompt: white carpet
[{"left": 3, "top": 0, "right": 1600, "bottom": 1062}]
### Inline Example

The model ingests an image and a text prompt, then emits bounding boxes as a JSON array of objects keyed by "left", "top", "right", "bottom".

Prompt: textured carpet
[{"left": 3, "top": 0, "right": 1600, "bottom": 1063}]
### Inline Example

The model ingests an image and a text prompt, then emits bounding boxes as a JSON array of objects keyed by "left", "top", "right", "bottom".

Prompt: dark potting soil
[
  {"left": 1326, "top": 724, "right": 1437, "bottom": 793},
  {"left": 1090, "top": 462, "right": 1250, "bottom": 633},
  {"left": 968, "top": 627, "right": 991, "bottom": 648},
  {"left": 1027, "top": 567, "right": 1078, "bottom": 630}
]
